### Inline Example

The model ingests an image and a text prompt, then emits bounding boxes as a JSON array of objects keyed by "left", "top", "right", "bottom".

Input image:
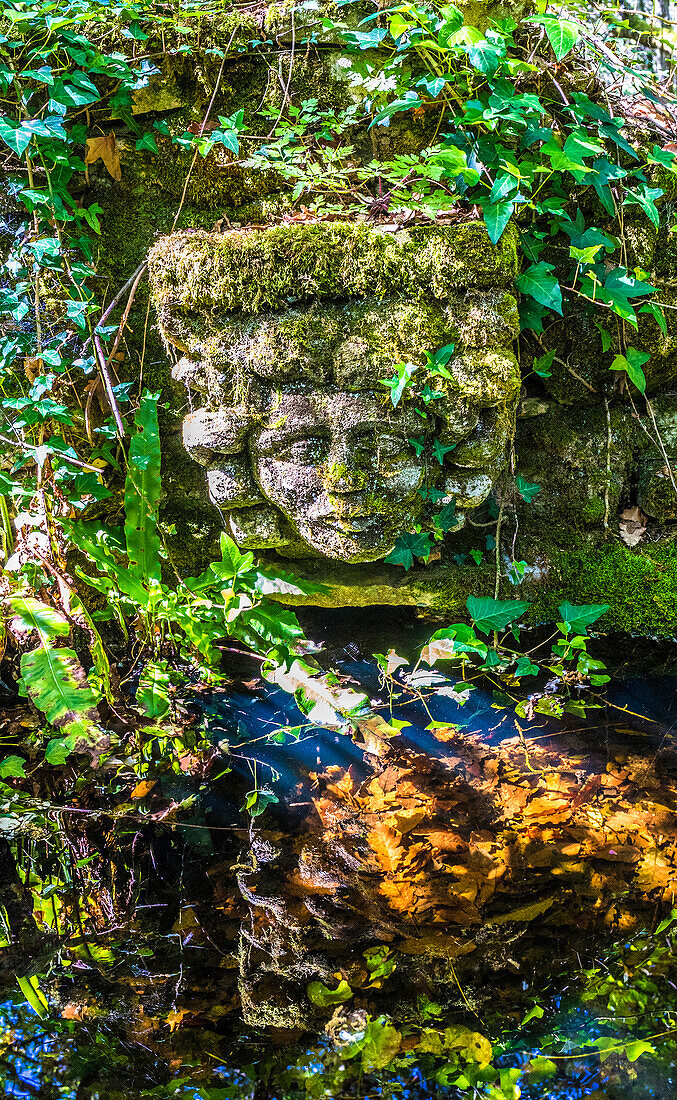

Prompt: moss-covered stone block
[{"left": 148, "top": 222, "right": 520, "bottom": 315}]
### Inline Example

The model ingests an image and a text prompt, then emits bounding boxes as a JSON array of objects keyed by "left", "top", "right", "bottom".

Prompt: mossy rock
[{"left": 148, "top": 221, "right": 519, "bottom": 316}]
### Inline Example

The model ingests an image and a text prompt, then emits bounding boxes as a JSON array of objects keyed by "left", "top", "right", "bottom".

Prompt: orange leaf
[
  {"left": 131, "top": 779, "right": 156, "bottom": 800},
  {"left": 85, "top": 133, "right": 122, "bottom": 181},
  {"left": 368, "top": 821, "right": 405, "bottom": 873}
]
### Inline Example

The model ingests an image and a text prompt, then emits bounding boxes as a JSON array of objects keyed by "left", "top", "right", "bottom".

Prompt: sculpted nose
[
  {"left": 323, "top": 443, "right": 366, "bottom": 493},
  {"left": 183, "top": 407, "right": 250, "bottom": 466}
]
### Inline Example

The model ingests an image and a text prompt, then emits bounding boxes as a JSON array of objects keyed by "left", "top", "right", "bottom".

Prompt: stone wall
[{"left": 80, "top": 4, "right": 677, "bottom": 633}]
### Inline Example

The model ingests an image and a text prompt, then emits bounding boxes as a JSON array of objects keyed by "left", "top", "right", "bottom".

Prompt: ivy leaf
[
  {"left": 624, "top": 1040, "right": 655, "bottom": 1063},
  {"left": 431, "top": 439, "right": 456, "bottom": 464},
  {"left": 384, "top": 532, "right": 432, "bottom": 570},
  {"left": 515, "top": 656, "right": 540, "bottom": 677},
  {"left": 480, "top": 199, "right": 514, "bottom": 244},
  {"left": 466, "top": 596, "right": 531, "bottom": 634},
  {"left": 516, "top": 262, "right": 563, "bottom": 315},
  {"left": 610, "top": 347, "right": 650, "bottom": 394},
  {"left": 380, "top": 361, "right": 418, "bottom": 407},
  {"left": 531, "top": 16, "right": 580, "bottom": 61},
  {"left": 521, "top": 1003, "right": 545, "bottom": 1024},
  {"left": 557, "top": 601, "right": 609, "bottom": 635},
  {"left": 639, "top": 301, "right": 667, "bottom": 336},
  {"left": 515, "top": 475, "right": 541, "bottom": 502},
  {"left": 533, "top": 349, "right": 554, "bottom": 377},
  {"left": 435, "top": 500, "right": 458, "bottom": 532},
  {"left": 624, "top": 183, "right": 663, "bottom": 228},
  {"left": 467, "top": 40, "right": 502, "bottom": 76},
  {"left": 648, "top": 144, "right": 677, "bottom": 170},
  {"left": 0, "top": 118, "right": 33, "bottom": 156},
  {"left": 135, "top": 132, "right": 159, "bottom": 154}
]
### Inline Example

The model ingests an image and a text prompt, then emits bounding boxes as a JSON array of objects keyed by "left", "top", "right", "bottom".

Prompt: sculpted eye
[
  {"left": 277, "top": 435, "right": 327, "bottom": 463},
  {"left": 376, "top": 433, "right": 409, "bottom": 459}
]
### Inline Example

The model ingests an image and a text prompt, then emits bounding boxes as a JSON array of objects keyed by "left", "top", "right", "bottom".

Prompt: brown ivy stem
[{"left": 92, "top": 329, "right": 126, "bottom": 444}]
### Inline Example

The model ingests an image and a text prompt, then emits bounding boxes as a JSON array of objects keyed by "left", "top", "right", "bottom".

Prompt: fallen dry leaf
[
  {"left": 368, "top": 821, "right": 405, "bottom": 873},
  {"left": 85, "top": 133, "right": 122, "bottom": 181},
  {"left": 620, "top": 505, "right": 647, "bottom": 547}
]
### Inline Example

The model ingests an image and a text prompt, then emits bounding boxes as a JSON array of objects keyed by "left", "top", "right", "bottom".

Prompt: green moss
[
  {"left": 148, "top": 222, "right": 519, "bottom": 315},
  {"left": 527, "top": 539, "right": 677, "bottom": 635}
]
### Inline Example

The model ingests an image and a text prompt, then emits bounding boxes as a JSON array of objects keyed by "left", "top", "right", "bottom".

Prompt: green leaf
[
  {"left": 7, "top": 595, "right": 70, "bottom": 641},
  {"left": 45, "top": 736, "right": 76, "bottom": 766},
  {"left": 624, "top": 184, "right": 663, "bottom": 228},
  {"left": 594, "top": 322, "right": 612, "bottom": 352},
  {"left": 481, "top": 199, "right": 514, "bottom": 244},
  {"left": 380, "top": 361, "right": 418, "bottom": 407},
  {"left": 0, "top": 755, "right": 26, "bottom": 778},
  {"left": 20, "top": 646, "right": 101, "bottom": 727},
  {"left": 17, "top": 975, "right": 48, "bottom": 1018},
  {"left": 467, "top": 40, "right": 502, "bottom": 75},
  {"left": 515, "top": 656, "right": 540, "bottom": 677},
  {"left": 307, "top": 978, "right": 353, "bottom": 1008},
  {"left": 655, "top": 908, "right": 677, "bottom": 933},
  {"left": 516, "top": 262, "right": 563, "bottom": 315},
  {"left": 557, "top": 601, "right": 609, "bottom": 635},
  {"left": 648, "top": 144, "right": 677, "bottom": 170},
  {"left": 125, "top": 391, "right": 162, "bottom": 586},
  {"left": 610, "top": 347, "right": 650, "bottom": 394},
  {"left": 466, "top": 596, "right": 531, "bottom": 635},
  {"left": 136, "top": 660, "right": 171, "bottom": 719},
  {"left": 432, "top": 439, "right": 456, "bottom": 464},
  {"left": 360, "top": 1018, "right": 402, "bottom": 1071},
  {"left": 532, "top": 349, "right": 555, "bottom": 377},
  {"left": 624, "top": 1040, "right": 655, "bottom": 1063},
  {"left": 515, "top": 475, "right": 541, "bottom": 502},
  {"left": 384, "top": 532, "right": 432, "bottom": 570},
  {"left": 528, "top": 16, "right": 580, "bottom": 60},
  {"left": 245, "top": 787, "right": 280, "bottom": 818},
  {"left": 135, "top": 132, "right": 159, "bottom": 154},
  {"left": 639, "top": 301, "right": 667, "bottom": 336},
  {"left": 521, "top": 1003, "right": 545, "bottom": 1025},
  {"left": 0, "top": 118, "right": 33, "bottom": 156}
]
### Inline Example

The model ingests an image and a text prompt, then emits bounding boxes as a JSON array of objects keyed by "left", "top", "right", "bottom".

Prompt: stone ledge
[{"left": 148, "top": 221, "right": 519, "bottom": 315}]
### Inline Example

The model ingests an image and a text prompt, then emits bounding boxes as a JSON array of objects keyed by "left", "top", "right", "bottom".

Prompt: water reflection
[{"left": 2, "top": 617, "right": 677, "bottom": 1098}]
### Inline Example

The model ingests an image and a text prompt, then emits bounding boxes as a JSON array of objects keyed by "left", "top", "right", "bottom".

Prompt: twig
[
  {"left": 171, "top": 26, "right": 239, "bottom": 232},
  {"left": 103, "top": 263, "right": 147, "bottom": 371},
  {"left": 83, "top": 260, "right": 147, "bottom": 351},
  {"left": 93, "top": 330, "right": 125, "bottom": 444}
]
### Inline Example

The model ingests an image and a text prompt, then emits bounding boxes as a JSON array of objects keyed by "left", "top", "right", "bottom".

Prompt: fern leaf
[
  {"left": 7, "top": 594, "right": 70, "bottom": 641},
  {"left": 124, "top": 390, "right": 162, "bottom": 585},
  {"left": 20, "top": 646, "right": 101, "bottom": 728}
]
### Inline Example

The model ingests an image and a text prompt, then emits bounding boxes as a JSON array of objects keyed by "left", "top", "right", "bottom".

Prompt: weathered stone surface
[
  {"left": 637, "top": 400, "right": 677, "bottom": 522},
  {"left": 149, "top": 222, "right": 521, "bottom": 564}
]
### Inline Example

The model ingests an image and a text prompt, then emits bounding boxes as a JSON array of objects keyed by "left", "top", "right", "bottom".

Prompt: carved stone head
[{"left": 148, "top": 223, "right": 521, "bottom": 563}]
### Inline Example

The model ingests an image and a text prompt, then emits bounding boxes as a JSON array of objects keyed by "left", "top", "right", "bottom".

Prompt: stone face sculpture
[{"left": 148, "top": 222, "right": 521, "bottom": 563}]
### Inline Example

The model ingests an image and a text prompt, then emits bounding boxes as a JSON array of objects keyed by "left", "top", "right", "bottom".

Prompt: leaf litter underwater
[{"left": 4, "top": 610, "right": 677, "bottom": 1098}]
